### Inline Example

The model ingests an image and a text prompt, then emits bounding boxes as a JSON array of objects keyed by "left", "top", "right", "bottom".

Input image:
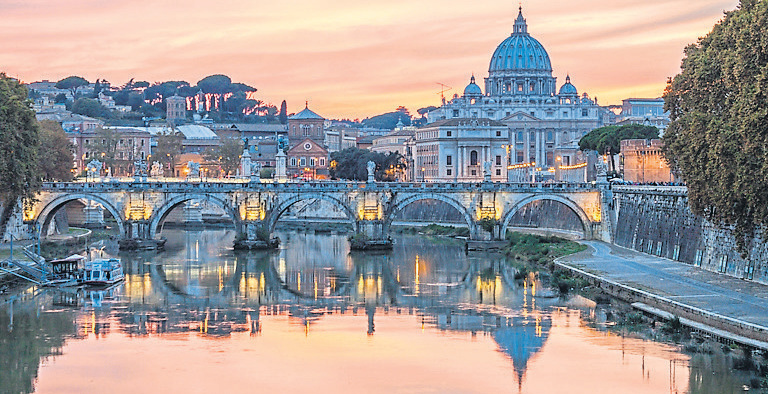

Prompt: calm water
[{"left": 0, "top": 229, "right": 748, "bottom": 393}]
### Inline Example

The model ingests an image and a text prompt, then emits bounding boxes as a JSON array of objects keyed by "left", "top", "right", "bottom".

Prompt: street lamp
[{"left": 421, "top": 167, "right": 425, "bottom": 182}]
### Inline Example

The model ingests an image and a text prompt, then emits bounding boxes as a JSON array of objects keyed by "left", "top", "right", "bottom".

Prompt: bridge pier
[
  {"left": 350, "top": 220, "right": 392, "bottom": 250},
  {"left": 82, "top": 204, "right": 105, "bottom": 229},
  {"left": 118, "top": 220, "right": 166, "bottom": 250},
  {"left": 234, "top": 220, "right": 279, "bottom": 250}
]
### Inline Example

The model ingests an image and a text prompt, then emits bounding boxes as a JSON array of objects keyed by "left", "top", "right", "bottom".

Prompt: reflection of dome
[
  {"left": 558, "top": 75, "right": 578, "bottom": 96},
  {"left": 489, "top": 7, "right": 552, "bottom": 73},
  {"left": 493, "top": 315, "right": 551, "bottom": 390},
  {"left": 463, "top": 75, "right": 483, "bottom": 96}
]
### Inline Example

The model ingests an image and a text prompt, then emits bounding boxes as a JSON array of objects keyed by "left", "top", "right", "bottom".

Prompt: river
[{"left": 0, "top": 229, "right": 751, "bottom": 393}]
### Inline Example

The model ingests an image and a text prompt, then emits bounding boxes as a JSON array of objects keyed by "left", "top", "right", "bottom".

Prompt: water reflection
[{"left": 0, "top": 229, "right": 749, "bottom": 393}]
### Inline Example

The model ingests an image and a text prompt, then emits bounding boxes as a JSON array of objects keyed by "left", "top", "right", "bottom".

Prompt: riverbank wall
[
  {"left": 553, "top": 258, "right": 768, "bottom": 349},
  {"left": 610, "top": 186, "right": 768, "bottom": 285}
]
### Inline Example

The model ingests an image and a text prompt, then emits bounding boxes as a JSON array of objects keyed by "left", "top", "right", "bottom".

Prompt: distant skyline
[{"left": 1, "top": 0, "right": 739, "bottom": 119}]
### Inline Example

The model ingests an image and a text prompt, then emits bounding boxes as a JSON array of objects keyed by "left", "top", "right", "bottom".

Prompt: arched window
[{"left": 470, "top": 150, "right": 478, "bottom": 166}]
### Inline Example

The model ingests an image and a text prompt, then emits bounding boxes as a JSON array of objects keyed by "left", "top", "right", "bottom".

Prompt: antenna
[{"left": 436, "top": 82, "right": 452, "bottom": 101}]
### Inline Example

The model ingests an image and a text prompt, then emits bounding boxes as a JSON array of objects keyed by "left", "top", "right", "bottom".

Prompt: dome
[
  {"left": 489, "top": 8, "right": 552, "bottom": 73},
  {"left": 558, "top": 75, "right": 578, "bottom": 96},
  {"left": 463, "top": 75, "right": 483, "bottom": 96}
]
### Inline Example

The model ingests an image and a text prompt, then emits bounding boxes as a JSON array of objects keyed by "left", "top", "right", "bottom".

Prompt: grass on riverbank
[{"left": 502, "top": 232, "right": 587, "bottom": 286}]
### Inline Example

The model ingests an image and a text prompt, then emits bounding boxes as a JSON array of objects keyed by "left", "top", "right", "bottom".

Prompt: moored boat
[{"left": 82, "top": 258, "right": 124, "bottom": 286}]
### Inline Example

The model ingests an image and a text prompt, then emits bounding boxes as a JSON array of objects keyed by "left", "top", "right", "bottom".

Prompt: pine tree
[{"left": 279, "top": 100, "right": 288, "bottom": 124}]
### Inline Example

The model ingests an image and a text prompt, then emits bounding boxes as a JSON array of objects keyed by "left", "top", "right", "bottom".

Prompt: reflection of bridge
[{"left": 27, "top": 181, "right": 610, "bottom": 247}]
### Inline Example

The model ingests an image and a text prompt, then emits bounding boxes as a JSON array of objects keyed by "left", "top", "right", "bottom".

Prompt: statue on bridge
[
  {"left": 86, "top": 160, "right": 102, "bottom": 180},
  {"left": 483, "top": 161, "right": 492, "bottom": 182},
  {"left": 150, "top": 161, "right": 163, "bottom": 177},
  {"left": 367, "top": 161, "right": 376, "bottom": 183},
  {"left": 133, "top": 160, "right": 148, "bottom": 177},
  {"left": 187, "top": 161, "right": 201, "bottom": 179}
]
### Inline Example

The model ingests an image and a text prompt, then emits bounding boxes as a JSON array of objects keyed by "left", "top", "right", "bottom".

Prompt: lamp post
[{"left": 421, "top": 167, "right": 425, "bottom": 183}]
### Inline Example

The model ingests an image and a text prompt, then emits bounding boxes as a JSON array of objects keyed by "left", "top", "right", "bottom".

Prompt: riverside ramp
[{"left": 556, "top": 241, "right": 768, "bottom": 349}]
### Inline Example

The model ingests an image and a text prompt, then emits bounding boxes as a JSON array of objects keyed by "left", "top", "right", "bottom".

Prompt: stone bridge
[{"left": 25, "top": 180, "right": 610, "bottom": 249}]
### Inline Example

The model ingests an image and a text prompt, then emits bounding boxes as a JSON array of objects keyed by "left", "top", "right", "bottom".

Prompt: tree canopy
[
  {"left": 151, "top": 129, "right": 183, "bottom": 176},
  {"left": 361, "top": 108, "right": 411, "bottom": 130},
  {"left": 0, "top": 73, "right": 41, "bottom": 218},
  {"left": 71, "top": 98, "right": 110, "bottom": 118},
  {"left": 204, "top": 137, "right": 242, "bottom": 177},
  {"left": 37, "top": 120, "right": 74, "bottom": 181},
  {"left": 330, "top": 148, "right": 406, "bottom": 181},
  {"left": 662, "top": 0, "right": 768, "bottom": 252},
  {"left": 55, "top": 76, "right": 89, "bottom": 99},
  {"left": 579, "top": 124, "right": 658, "bottom": 172}
]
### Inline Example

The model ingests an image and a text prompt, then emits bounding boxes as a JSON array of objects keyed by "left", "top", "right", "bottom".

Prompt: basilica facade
[{"left": 420, "top": 8, "right": 607, "bottom": 181}]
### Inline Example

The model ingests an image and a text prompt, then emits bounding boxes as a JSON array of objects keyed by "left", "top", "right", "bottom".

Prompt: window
[
  {"left": 470, "top": 150, "right": 478, "bottom": 166},
  {"left": 453, "top": 110, "right": 460, "bottom": 117},
  {"left": 547, "top": 132, "right": 553, "bottom": 142},
  {"left": 516, "top": 152, "right": 524, "bottom": 162},
  {"left": 496, "top": 169, "right": 501, "bottom": 176},
  {"left": 85, "top": 139, "right": 89, "bottom": 145},
  {"left": 471, "top": 170, "right": 477, "bottom": 176},
  {"left": 496, "top": 130, "right": 501, "bottom": 137},
  {"left": 517, "top": 131, "right": 523, "bottom": 140},
  {"left": 447, "top": 131, "right": 451, "bottom": 137},
  {"left": 446, "top": 155, "right": 452, "bottom": 166},
  {"left": 447, "top": 169, "right": 452, "bottom": 176},
  {"left": 300, "top": 157, "right": 306, "bottom": 166},
  {"left": 517, "top": 83, "right": 523, "bottom": 92},
  {"left": 530, "top": 111, "right": 535, "bottom": 117},
  {"left": 582, "top": 109, "right": 588, "bottom": 117},
  {"left": 319, "top": 158, "right": 325, "bottom": 166},
  {"left": 530, "top": 83, "right": 535, "bottom": 92},
  {"left": 563, "top": 111, "right": 568, "bottom": 117},
  {"left": 291, "top": 157, "right": 297, "bottom": 166},
  {"left": 141, "top": 139, "right": 145, "bottom": 146},
  {"left": 310, "top": 157, "right": 315, "bottom": 167},
  {"left": 496, "top": 155, "right": 502, "bottom": 166}
]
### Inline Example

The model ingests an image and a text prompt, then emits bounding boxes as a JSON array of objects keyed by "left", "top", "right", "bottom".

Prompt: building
[
  {"left": 614, "top": 98, "right": 670, "bottom": 134},
  {"left": 74, "top": 127, "right": 152, "bottom": 176},
  {"left": 286, "top": 138, "right": 329, "bottom": 179},
  {"left": 288, "top": 103, "right": 325, "bottom": 148},
  {"left": 166, "top": 95, "right": 187, "bottom": 123},
  {"left": 620, "top": 139, "right": 676, "bottom": 183},
  {"left": 325, "top": 125, "right": 359, "bottom": 152},
  {"left": 411, "top": 118, "right": 509, "bottom": 182},
  {"left": 425, "top": 8, "right": 607, "bottom": 175},
  {"left": 36, "top": 112, "right": 102, "bottom": 133}
]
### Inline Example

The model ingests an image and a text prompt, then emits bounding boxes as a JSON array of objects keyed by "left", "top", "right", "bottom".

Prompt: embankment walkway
[{"left": 557, "top": 241, "right": 768, "bottom": 347}]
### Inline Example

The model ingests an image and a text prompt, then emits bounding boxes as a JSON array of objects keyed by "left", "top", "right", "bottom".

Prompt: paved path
[{"left": 559, "top": 241, "right": 768, "bottom": 330}]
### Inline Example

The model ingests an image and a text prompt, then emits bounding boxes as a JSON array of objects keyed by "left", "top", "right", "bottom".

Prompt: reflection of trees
[{"left": 0, "top": 297, "right": 76, "bottom": 394}]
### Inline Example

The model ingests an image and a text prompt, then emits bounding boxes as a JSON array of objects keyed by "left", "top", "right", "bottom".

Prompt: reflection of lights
[{"left": 414, "top": 255, "right": 420, "bottom": 295}]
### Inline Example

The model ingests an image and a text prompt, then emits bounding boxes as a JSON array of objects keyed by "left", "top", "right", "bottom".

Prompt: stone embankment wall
[
  {"left": 611, "top": 186, "right": 768, "bottom": 284},
  {"left": 0, "top": 200, "right": 30, "bottom": 242}
]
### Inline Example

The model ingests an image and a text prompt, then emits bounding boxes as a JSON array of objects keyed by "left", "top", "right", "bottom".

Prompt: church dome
[
  {"left": 463, "top": 75, "right": 483, "bottom": 96},
  {"left": 489, "top": 8, "right": 552, "bottom": 73},
  {"left": 558, "top": 75, "right": 578, "bottom": 96}
]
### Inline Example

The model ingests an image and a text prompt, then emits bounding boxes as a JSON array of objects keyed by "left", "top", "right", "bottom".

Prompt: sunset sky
[{"left": 0, "top": 0, "right": 739, "bottom": 119}]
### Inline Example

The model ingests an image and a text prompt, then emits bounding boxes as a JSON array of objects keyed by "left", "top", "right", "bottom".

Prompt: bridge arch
[
  {"left": 266, "top": 194, "right": 358, "bottom": 234},
  {"left": 383, "top": 194, "right": 477, "bottom": 239},
  {"left": 36, "top": 193, "right": 125, "bottom": 237},
  {"left": 149, "top": 194, "right": 240, "bottom": 239},
  {"left": 500, "top": 194, "right": 592, "bottom": 239}
]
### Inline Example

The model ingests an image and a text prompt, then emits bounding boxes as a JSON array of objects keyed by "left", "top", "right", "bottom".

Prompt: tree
[
  {"left": 330, "top": 148, "right": 405, "bottom": 181},
  {"left": 71, "top": 98, "right": 110, "bottom": 118},
  {"left": 54, "top": 93, "right": 68, "bottom": 104},
  {"left": 55, "top": 76, "right": 89, "bottom": 99},
  {"left": 37, "top": 120, "right": 74, "bottom": 181},
  {"left": 361, "top": 110, "right": 412, "bottom": 130},
  {"left": 662, "top": 0, "right": 768, "bottom": 253},
  {"left": 0, "top": 73, "right": 41, "bottom": 226},
  {"left": 417, "top": 106, "right": 438, "bottom": 117},
  {"left": 279, "top": 100, "right": 288, "bottom": 124},
  {"left": 204, "top": 137, "right": 242, "bottom": 177},
  {"left": 92, "top": 79, "right": 102, "bottom": 98},
  {"left": 197, "top": 74, "right": 232, "bottom": 95},
  {"left": 579, "top": 124, "right": 658, "bottom": 172},
  {"left": 151, "top": 129, "right": 183, "bottom": 176}
]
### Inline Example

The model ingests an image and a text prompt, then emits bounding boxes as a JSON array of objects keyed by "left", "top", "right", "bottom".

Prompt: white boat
[{"left": 82, "top": 258, "right": 124, "bottom": 286}]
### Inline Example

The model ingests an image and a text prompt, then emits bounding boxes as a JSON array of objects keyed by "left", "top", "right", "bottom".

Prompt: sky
[{"left": 0, "top": 0, "right": 740, "bottom": 119}]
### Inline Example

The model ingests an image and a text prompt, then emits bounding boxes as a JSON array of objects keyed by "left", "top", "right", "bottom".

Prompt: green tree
[
  {"left": 330, "top": 148, "right": 405, "bottom": 181},
  {"left": 54, "top": 93, "right": 68, "bottom": 104},
  {"left": 37, "top": 120, "right": 74, "bottom": 181},
  {"left": 662, "top": 0, "right": 768, "bottom": 253},
  {"left": 55, "top": 76, "right": 89, "bottom": 99},
  {"left": 197, "top": 74, "right": 232, "bottom": 95},
  {"left": 151, "top": 129, "right": 183, "bottom": 176},
  {"left": 204, "top": 137, "right": 242, "bottom": 177},
  {"left": 579, "top": 124, "right": 659, "bottom": 172},
  {"left": 0, "top": 73, "right": 41, "bottom": 226},
  {"left": 279, "top": 100, "right": 288, "bottom": 124},
  {"left": 71, "top": 98, "right": 109, "bottom": 118}
]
